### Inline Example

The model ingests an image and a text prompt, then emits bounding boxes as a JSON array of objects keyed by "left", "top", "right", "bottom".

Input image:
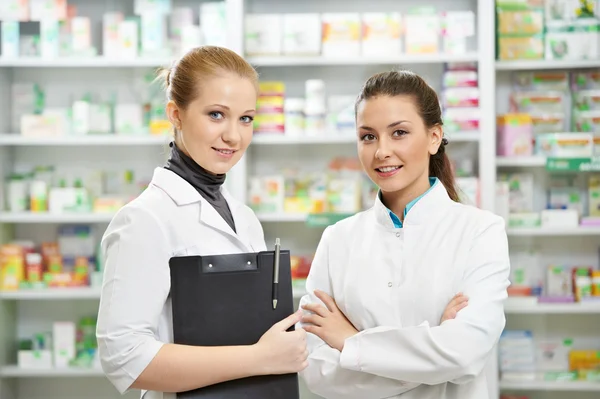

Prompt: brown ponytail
[
  {"left": 429, "top": 139, "right": 459, "bottom": 201},
  {"left": 355, "top": 70, "right": 460, "bottom": 202}
]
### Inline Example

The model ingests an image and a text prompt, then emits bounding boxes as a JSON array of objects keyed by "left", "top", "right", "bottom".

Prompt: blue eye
[
  {"left": 209, "top": 111, "right": 224, "bottom": 120},
  {"left": 360, "top": 133, "right": 376, "bottom": 142},
  {"left": 240, "top": 115, "right": 254, "bottom": 123}
]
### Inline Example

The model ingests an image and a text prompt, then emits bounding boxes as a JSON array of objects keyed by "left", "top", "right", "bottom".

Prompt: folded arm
[
  {"left": 338, "top": 216, "right": 510, "bottom": 385},
  {"left": 299, "top": 227, "right": 420, "bottom": 399}
]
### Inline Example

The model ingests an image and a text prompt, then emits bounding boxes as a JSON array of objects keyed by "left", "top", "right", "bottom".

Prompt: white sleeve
[
  {"left": 299, "top": 226, "right": 420, "bottom": 399},
  {"left": 338, "top": 216, "right": 510, "bottom": 386},
  {"left": 96, "top": 204, "right": 169, "bottom": 394}
]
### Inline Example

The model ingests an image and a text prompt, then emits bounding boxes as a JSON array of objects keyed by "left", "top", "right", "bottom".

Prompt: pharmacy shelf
[
  {"left": 504, "top": 298, "right": 600, "bottom": 314},
  {"left": 506, "top": 226, "right": 600, "bottom": 236},
  {"left": 496, "top": 59, "right": 600, "bottom": 71},
  {"left": 0, "top": 57, "right": 173, "bottom": 68},
  {"left": 256, "top": 213, "right": 307, "bottom": 222},
  {"left": 0, "top": 366, "right": 104, "bottom": 378},
  {"left": 0, "top": 212, "right": 115, "bottom": 224},
  {"left": 0, "top": 134, "right": 170, "bottom": 146},
  {"left": 0, "top": 287, "right": 302, "bottom": 301},
  {"left": 499, "top": 379, "right": 600, "bottom": 392},
  {"left": 496, "top": 156, "right": 546, "bottom": 167},
  {"left": 0, "top": 287, "right": 101, "bottom": 300},
  {"left": 252, "top": 134, "right": 356, "bottom": 145},
  {"left": 247, "top": 52, "right": 480, "bottom": 67}
]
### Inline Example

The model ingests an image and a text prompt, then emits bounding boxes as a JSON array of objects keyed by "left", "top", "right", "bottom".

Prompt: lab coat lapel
[
  {"left": 150, "top": 168, "right": 252, "bottom": 251},
  {"left": 221, "top": 187, "right": 254, "bottom": 251}
]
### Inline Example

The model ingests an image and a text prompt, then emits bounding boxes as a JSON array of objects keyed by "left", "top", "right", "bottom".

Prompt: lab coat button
[
  {"left": 395, "top": 232, "right": 401, "bottom": 237},
  {"left": 388, "top": 282, "right": 393, "bottom": 287}
]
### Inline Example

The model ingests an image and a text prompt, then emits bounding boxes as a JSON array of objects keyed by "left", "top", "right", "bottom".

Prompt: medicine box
[
  {"left": 321, "top": 13, "right": 361, "bottom": 57},
  {"left": 283, "top": 14, "right": 321, "bottom": 55},
  {"left": 118, "top": 19, "right": 139, "bottom": 58},
  {"left": 360, "top": 12, "right": 402, "bottom": 56},
  {"left": 497, "top": 114, "right": 533, "bottom": 157},
  {"left": 53, "top": 321, "right": 76, "bottom": 368},
  {"left": 1, "top": 21, "right": 20, "bottom": 58},
  {"left": 245, "top": 14, "right": 283, "bottom": 56},
  {"left": 404, "top": 8, "right": 439, "bottom": 54},
  {"left": 103, "top": 13, "right": 124, "bottom": 58}
]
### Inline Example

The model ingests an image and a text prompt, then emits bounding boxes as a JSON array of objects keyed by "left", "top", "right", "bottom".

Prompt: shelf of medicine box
[
  {"left": 0, "top": 212, "right": 115, "bottom": 224},
  {"left": 496, "top": 156, "right": 547, "bottom": 168},
  {"left": 496, "top": 59, "right": 600, "bottom": 71},
  {"left": 504, "top": 296, "right": 600, "bottom": 314},
  {"left": 499, "top": 379, "right": 600, "bottom": 392},
  {"left": 246, "top": 52, "right": 480, "bottom": 67},
  {"left": 0, "top": 287, "right": 102, "bottom": 300},
  {"left": 251, "top": 132, "right": 480, "bottom": 145},
  {"left": 0, "top": 365, "right": 104, "bottom": 378},
  {"left": 506, "top": 226, "right": 600, "bottom": 237},
  {"left": 256, "top": 212, "right": 354, "bottom": 226},
  {"left": 0, "top": 56, "right": 174, "bottom": 68},
  {"left": 0, "top": 284, "right": 304, "bottom": 301},
  {"left": 0, "top": 133, "right": 171, "bottom": 146}
]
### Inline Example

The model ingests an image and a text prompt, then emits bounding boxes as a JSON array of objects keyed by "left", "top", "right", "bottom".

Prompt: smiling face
[
  {"left": 356, "top": 94, "right": 442, "bottom": 196},
  {"left": 166, "top": 72, "right": 257, "bottom": 175}
]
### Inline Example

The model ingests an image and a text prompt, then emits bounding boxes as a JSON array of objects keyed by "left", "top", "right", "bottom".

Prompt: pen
[{"left": 272, "top": 237, "right": 280, "bottom": 310}]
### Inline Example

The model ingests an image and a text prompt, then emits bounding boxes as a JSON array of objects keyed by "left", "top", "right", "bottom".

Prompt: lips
[
  {"left": 213, "top": 147, "right": 236, "bottom": 155},
  {"left": 375, "top": 165, "right": 402, "bottom": 173}
]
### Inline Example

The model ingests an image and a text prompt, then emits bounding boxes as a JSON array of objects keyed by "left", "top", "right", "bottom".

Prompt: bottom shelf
[
  {"left": 0, "top": 365, "right": 104, "bottom": 377},
  {"left": 500, "top": 379, "right": 600, "bottom": 392}
]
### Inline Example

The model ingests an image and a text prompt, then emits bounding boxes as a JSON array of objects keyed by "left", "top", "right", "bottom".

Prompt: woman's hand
[
  {"left": 440, "top": 293, "right": 469, "bottom": 324},
  {"left": 301, "top": 290, "right": 359, "bottom": 352}
]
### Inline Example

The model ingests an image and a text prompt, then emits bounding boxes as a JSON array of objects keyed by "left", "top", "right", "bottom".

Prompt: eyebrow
[
  {"left": 359, "top": 120, "right": 409, "bottom": 131},
  {"left": 209, "top": 104, "right": 256, "bottom": 113}
]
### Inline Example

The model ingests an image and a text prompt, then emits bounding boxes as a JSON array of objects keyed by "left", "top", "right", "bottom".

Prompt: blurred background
[{"left": 0, "top": 0, "right": 599, "bottom": 398}]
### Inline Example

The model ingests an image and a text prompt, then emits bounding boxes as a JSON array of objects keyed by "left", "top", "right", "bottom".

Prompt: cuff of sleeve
[
  {"left": 108, "top": 339, "right": 165, "bottom": 394},
  {"left": 339, "top": 334, "right": 361, "bottom": 371}
]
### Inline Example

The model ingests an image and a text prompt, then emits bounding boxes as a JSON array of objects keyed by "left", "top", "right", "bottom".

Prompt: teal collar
[{"left": 381, "top": 177, "right": 439, "bottom": 228}]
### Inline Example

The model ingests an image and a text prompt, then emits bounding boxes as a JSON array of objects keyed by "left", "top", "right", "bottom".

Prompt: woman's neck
[{"left": 381, "top": 175, "right": 431, "bottom": 221}]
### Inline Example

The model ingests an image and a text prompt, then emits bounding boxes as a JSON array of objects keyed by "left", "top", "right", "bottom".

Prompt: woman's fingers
[
  {"left": 302, "top": 302, "right": 329, "bottom": 318},
  {"left": 315, "top": 290, "right": 338, "bottom": 313},
  {"left": 301, "top": 313, "right": 324, "bottom": 327}
]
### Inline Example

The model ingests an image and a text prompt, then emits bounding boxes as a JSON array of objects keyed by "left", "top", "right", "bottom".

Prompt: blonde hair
[{"left": 158, "top": 46, "right": 259, "bottom": 110}]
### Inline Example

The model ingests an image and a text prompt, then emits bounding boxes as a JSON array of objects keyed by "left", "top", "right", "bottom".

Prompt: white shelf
[
  {"left": 504, "top": 298, "right": 600, "bottom": 314},
  {"left": 445, "top": 132, "right": 480, "bottom": 142},
  {"left": 0, "top": 134, "right": 170, "bottom": 146},
  {"left": 252, "top": 132, "right": 479, "bottom": 145},
  {"left": 256, "top": 213, "right": 307, "bottom": 222},
  {"left": 500, "top": 379, "right": 600, "bottom": 392},
  {"left": 0, "top": 287, "right": 101, "bottom": 300},
  {"left": 496, "top": 59, "right": 600, "bottom": 71},
  {"left": 252, "top": 135, "right": 356, "bottom": 145},
  {"left": 0, "top": 212, "right": 115, "bottom": 224},
  {"left": 247, "top": 52, "right": 480, "bottom": 67},
  {"left": 0, "top": 57, "right": 173, "bottom": 68},
  {"left": 496, "top": 156, "right": 546, "bottom": 167},
  {"left": 0, "top": 366, "right": 104, "bottom": 377},
  {"left": 506, "top": 226, "right": 600, "bottom": 236}
]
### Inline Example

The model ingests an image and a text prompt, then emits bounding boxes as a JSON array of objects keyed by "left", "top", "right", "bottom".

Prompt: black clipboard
[{"left": 168, "top": 249, "right": 300, "bottom": 399}]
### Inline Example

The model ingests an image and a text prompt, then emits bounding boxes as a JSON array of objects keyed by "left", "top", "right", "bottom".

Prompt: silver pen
[{"left": 272, "top": 238, "right": 280, "bottom": 309}]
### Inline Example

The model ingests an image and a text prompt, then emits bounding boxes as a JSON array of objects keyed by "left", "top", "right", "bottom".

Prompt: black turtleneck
[{"left": 164, "top": 142, "right": 236, "bottom": 233}]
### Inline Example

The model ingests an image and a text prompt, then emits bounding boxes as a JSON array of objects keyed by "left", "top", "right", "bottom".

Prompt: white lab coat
[
  {"left": 96, "top": 167, "right": 266, "bottom": 399},
  {"left": 299, "top": 181, "right": 510, "bottom": 399}
]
